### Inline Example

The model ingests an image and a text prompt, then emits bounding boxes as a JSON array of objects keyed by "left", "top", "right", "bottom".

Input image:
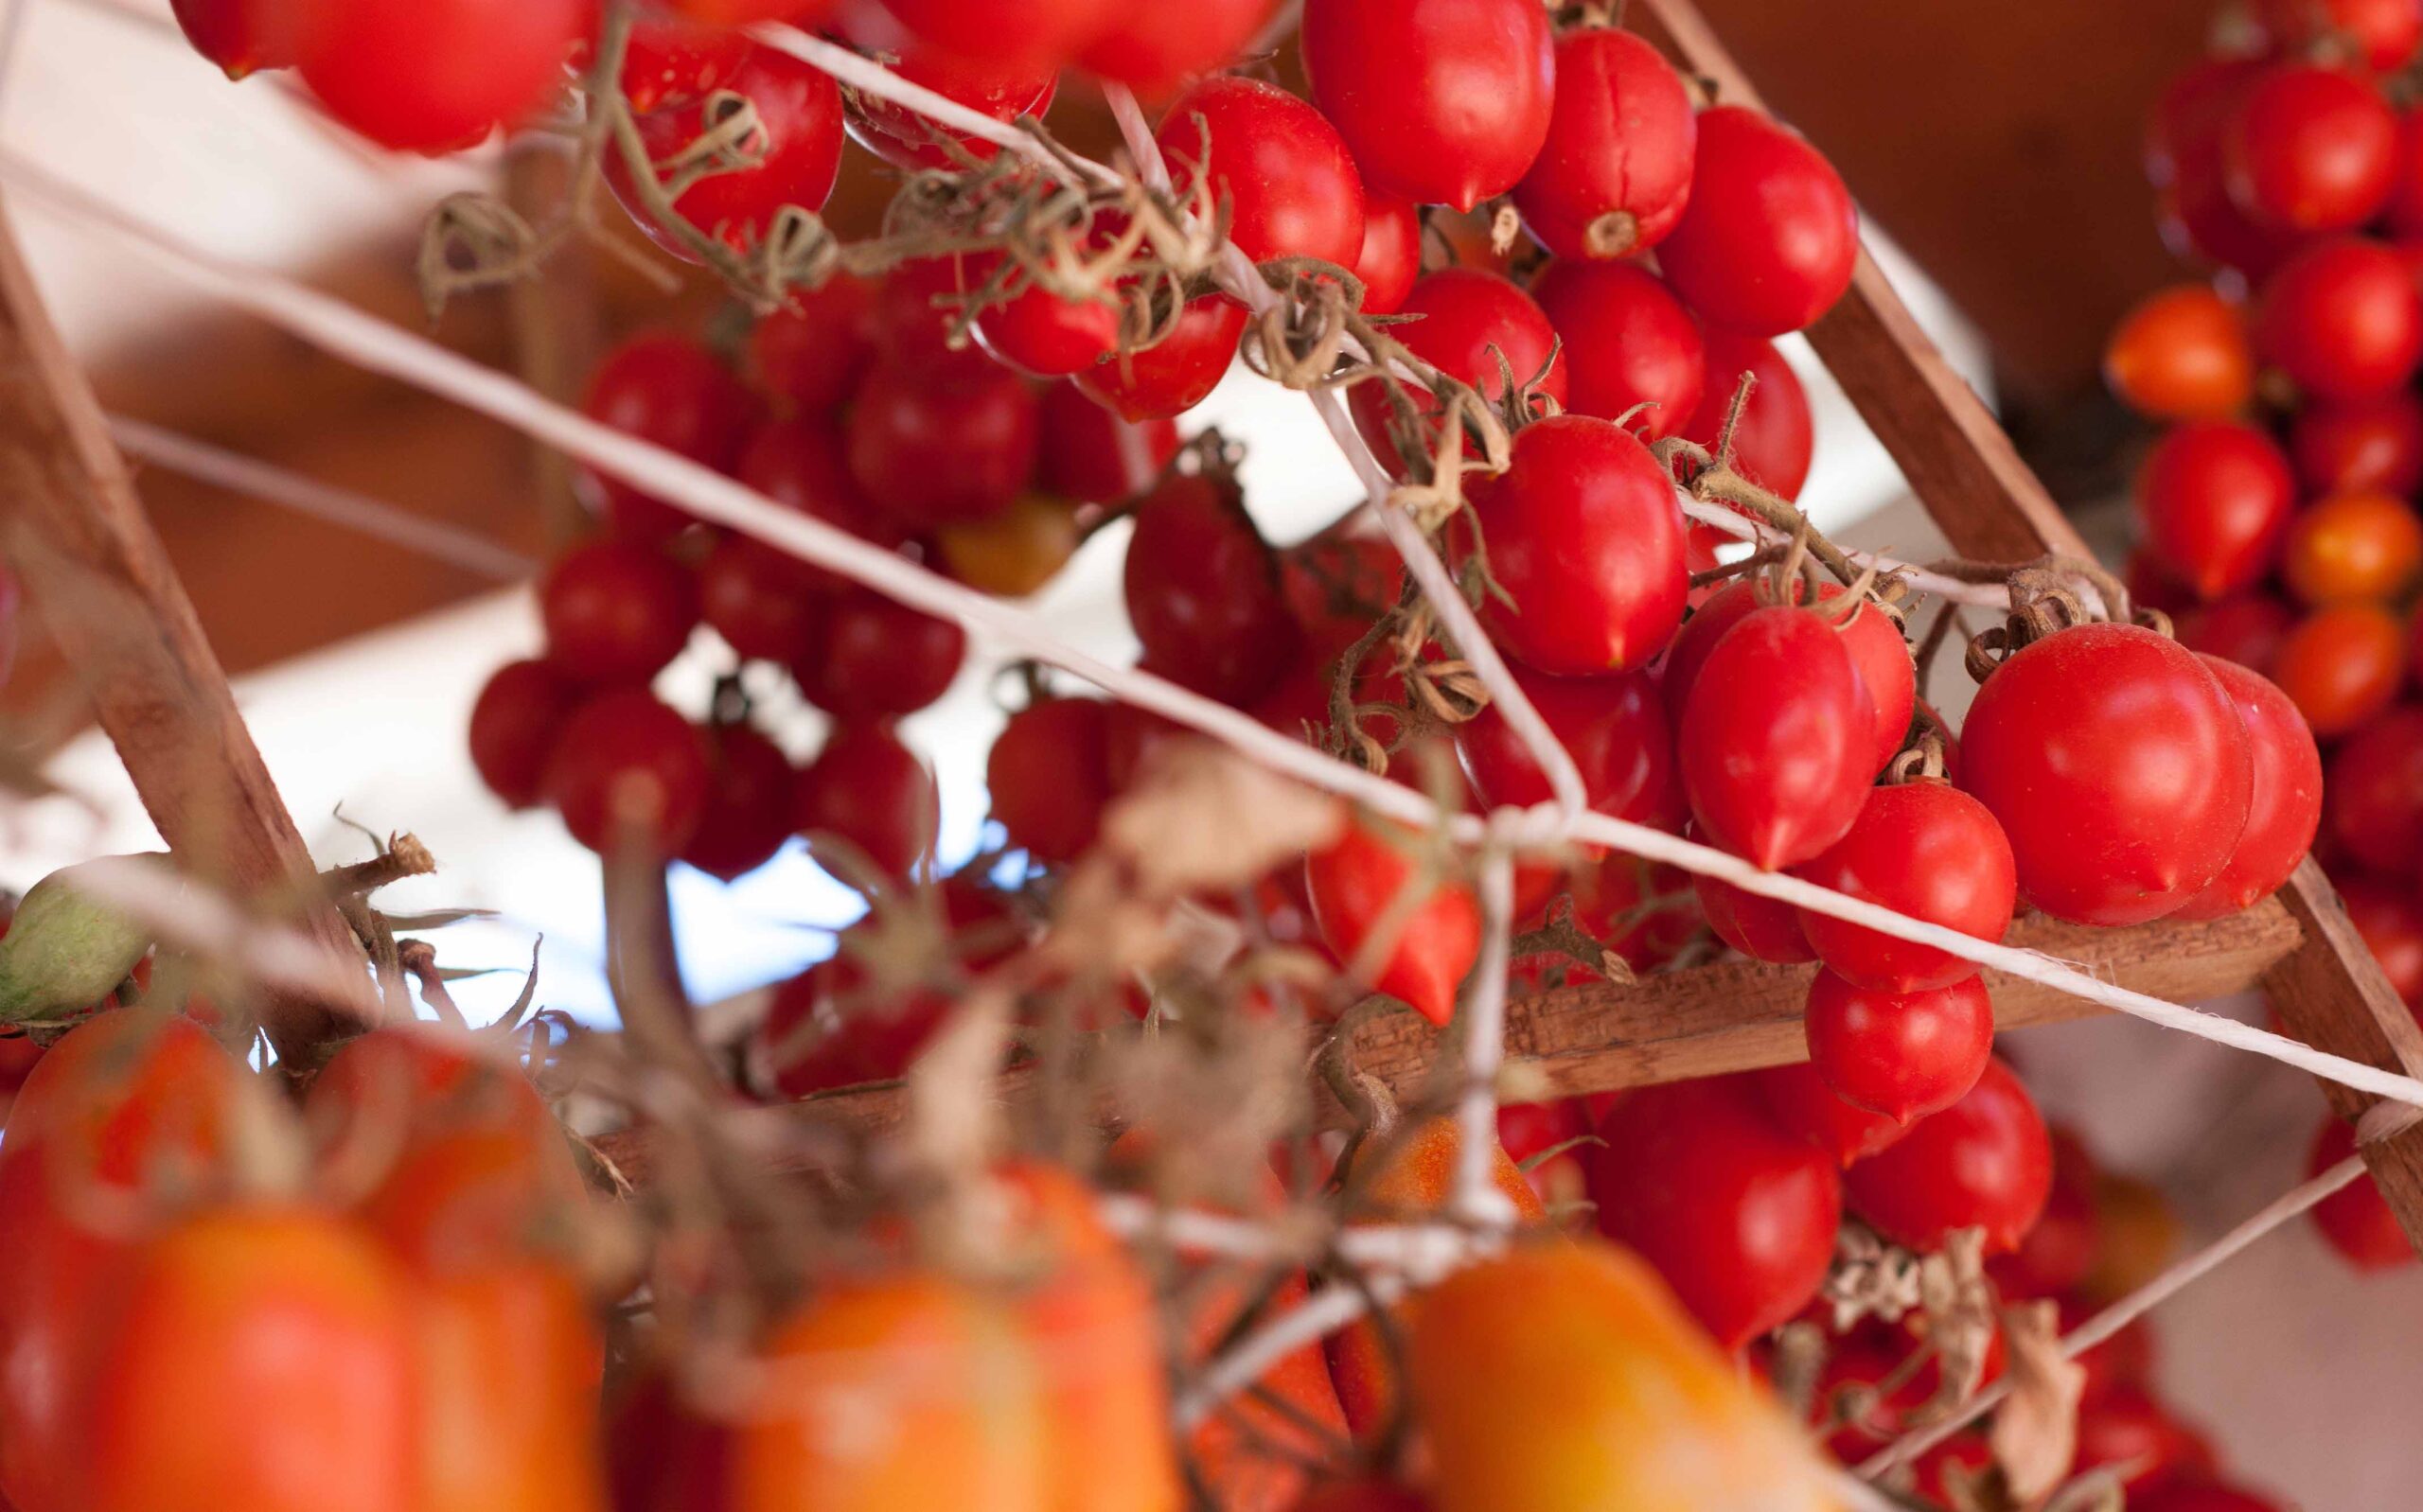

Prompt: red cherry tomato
[
  {"left": 1305, "top": 817, "right": 1481, "bottom": 1027},
  {"left": 2102, "top": 284, "right": 2255, "bottom": 422},
  {"left": 469, "top": 659, "right": 579, "bottom": 808},
  {"left": 746, "top": 273, "right": 877, "bottom": 415},
  {"left": 2308, "top": 1114, "right": 2414, "bottom": 1268},
  {"left": 736, "top": 414, "right": 906, "bottom": 595},
  {"left": 2173, "top": 657, "right": 2323, "bottom": 918},
  {"left": 1845, "top": 1056, "right": 2052, "bottom": 1256},
  {"left": 1989, "top": 1126, "right": 2100, "bottom": 1300},
  {"left": 1074, "top": 294, "right": 1246, "bottom": 421},
  {"left": 539, "top": 538, "right": 699, "bottom": 685},
  {"left": 1350, "top": 268, "right": 1568, "bottom": 474},
  {"left": 845, "top": 360, "right": 1040, "bottom": 527},
  {"left": 790, "top": 589, "right": 966, "bottom": 718},
  {"left": 2149, "top": 57, "right": 2302, "bottom": 275},
  {"left": 2341, "top": 870, "right": 2423, "bottom": 1005},
  {"left": 2148, "top": 56, "right": 2269, "bottom": 188},
  {"left": 757, "top": 954, "right": 954, "bottom": 1097},
  {"left": 1792, "top": 781, "right": 2016, "bottom": 993},
  {"left": 1663, "top": 578, "right": 1910, "bottom": 779},
  {"left": 1657, "top": 105, "right": 1858, "bottom": 336},
  {"left": 866, "top": 255, "right": 993, "bottom": 378},
  {"left": 588, "top": 15, "right": 755, "bottom": 115},
  {"left": 989, "top": 699, "right": 1116, "bottom": 864},
  {"left": 656, "top": 0, "right": 839, "bottom": 21},
  {"left": 277, "top": 0, "right": 583, "bottom": 152},
  {"left": 1078, "top": 0, "right": 1278, "bottom": 98},
  {"left": 2254, "top": 237, "right": 2423, "bottom": 400},
  {"left": 1459, "top": 414, "right": 1685, "bottom": 677},
  {"left": 1455, "top": 663, "right": 1677, "bottom": 826},
  {"left": 2255, "top": 0, "right": 2423, "bottom": 69},
  {"left": 1587, "top": 1075, "right": 1842, "bottom": 1348},
  {"left": 1692, "top": 865, "right": 1816, "bottom": 963},
  {"left": 2072, "top": 1387, "right": 2220, "bottom": 1494},
  {"left": 2326, "top": 706, "right": 2423, "bottom": 876},
  {"left": 1525, "top": 853, "right": 1705, "bottom": 982},
  {"left": 699, "top": 535, "right": 822, "bottom": 663},
  {"left": 681, "top": 722, "right": 797, "bottom": 881},
  {"left": 1035, "top": 383, "right": 1179, "bottom": 504},
  {"left": 543, "top": 688, "right": 712, "bottom": 855},
  {"left": 1155, "top": 77, "right": 1367, "bottom": 270},
  {"left": 172, "top": 0, "right": 286, "bottom": 78},
  {"left": 1300, "top": 0, "right": 1554, "bottom": 213},
  {"left": 2174, "top": 592, "right": 2294, "bottom": 676},
  {"left": 2132, "top": 419, "right": 2295, "bottom": 599},
  {"left": 1804, "top": 971, "right": 1994, "bottom": 1124},
  {"left": 2289, "top": 391, "right": 2423, "bottom": 496},
  {"left": 792, "top": 721, "right": 937, "bottom": 882},
  {"left": 1959, "top": 624, "right": 2254, "bottom": 926},
  {"left": 606, "top": 47, "right": 844, "bottom": 262},
  {"left": 2225, "top": 62, "right": 2398, "bottom": 231},
  {"left": 1681, "top": 331, "right": 1813, "bottom": 498},
  {"left": 1529, "top": 260, "right": 1705, "bottom": 438},
  {"left": 2273, "top": 603, "right": 2407, "bottom": 736},
  {"left": 841, "top": 44, "right": 1057, "bottom": 172},
  {"left": 1746, "top": 1061, "right": 1909, "bottom": 1167},
  {"left": 1512, "top": 26, "right": 1694, "bottom": 260},
  {"left": 1123, "top": 470, "right": 1300, "bottom": 706},
  {"left": 970, "top": 268, "right": 1123, "bottom": 379},
  {"left": 1679, "top": 605, "right": 1875, "bottom": 870},
  {"left": 1352, "top": 196, "right": 1422, "bottom": 316},
  {"left": 880, "top": 0, "right": 1126, "bottom": 68},
  {"left": 579, "top": 331, "right": 756, "bottom": 541}
]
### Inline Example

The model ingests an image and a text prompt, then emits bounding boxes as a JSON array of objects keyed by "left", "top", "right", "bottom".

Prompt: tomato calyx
[{"left": 1958, "top": 554, "right": 2168, "bottom": 684}]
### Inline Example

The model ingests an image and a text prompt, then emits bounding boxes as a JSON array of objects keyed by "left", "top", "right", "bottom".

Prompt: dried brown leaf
[
  {"left": 1989, "top": 1299, "right": 2086, "bottom": 1506},
  {"left": 1096, "top": 741, "right": 1345, "bottom": 900}
]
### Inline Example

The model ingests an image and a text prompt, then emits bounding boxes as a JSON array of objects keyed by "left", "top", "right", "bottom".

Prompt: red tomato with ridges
[
  {"left": 1156, "top": 77, "right": 1366, "bottom": 271},
  {"left": 2133, "top": 419, "right": 2295, "bottom": 600},
  {"left": 1513, "top": 26, "right": 1694, "bottom": 260},
  {"left": 1529, "top": 260, "right": 1705, "bottom": 438},
  {"left": 2173, "top": 657, "right": 2322, "bottom": 919},
  {"left": 1679, "top": 605, "right": 1875, "bottom": 870},
  {"left": 1657, "top": 105, "right": 1858, "bottom": 336},
  {"left": 1305, "top": 818, "right": 1481, "bottom": 1027},
  {"left": 1804, "top": 971, "right": 1994, "bottom": 1124},
  {"left": 1845, "top": 1056, "right": 2051, "bottom": 1256},
  {"left": 1747, "top": 1061, "right": 1909, "bottom": 1167},
  {"left": 1663, "top": 578, "right": 1909, "bottom": 778}
]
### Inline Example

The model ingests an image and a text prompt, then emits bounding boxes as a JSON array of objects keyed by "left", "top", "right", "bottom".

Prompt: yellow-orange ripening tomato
[
  {"left": 2104, "top": 285, "right": 2255, "bottom": 421},
  {"left": 1405, "top": 1239, "right": 1835, "bottom": 1512},
  {"left": 2272, "top": 602, "right": 2408, "bottom": 736},
  {"left": 935, "top": 493, "right": 1084, "bottom": 598},
  {"left": 2281, "top": 489, "right": 2423, "bottom": 606}
]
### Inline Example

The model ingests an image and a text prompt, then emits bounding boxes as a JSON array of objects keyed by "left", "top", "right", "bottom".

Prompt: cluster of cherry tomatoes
[{"left": 2106, "top": 0, "right": 2423, "bottom": 1271}]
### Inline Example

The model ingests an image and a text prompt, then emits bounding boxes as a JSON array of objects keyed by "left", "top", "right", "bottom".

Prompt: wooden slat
[
  {"left": 0, "top": 193, "right": 369, "bottom": 1063},
  {"left": 589, "top": 900, "right": 2306, "bottom": 1185},
  {"left": 1645, "top": 0, "right": 2423, "bottom": 1253}
]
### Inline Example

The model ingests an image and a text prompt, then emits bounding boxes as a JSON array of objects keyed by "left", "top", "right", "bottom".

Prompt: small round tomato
[
  {"left": 970, "top": 257, "right": 1122, "bottom": 378},
  {"left": 2132, "top": 419, "right": 2295, "bottom": 600},
  {"left": 1035, "top": 383, "right": 1179, "bottom": 504},
  {"left": 2174, "top": 591, "right": 2294, "bottom": 676},
  {"left": 1792, "top": 781, "right": 2016, "bottom": 993},
  {"left": 579, "top": 331, "right": 755, "bottom": 541},
  {"left": 840, "top": 42, "right": 1057, "bottom": 171},
  {"left": 1076, "top": 295, "right": 1246, "bottom": 422},
  {"left": 2273, "top": 603, "right": 2407, "bottom": 736},
  {"left": 1156, "top": 77, "right": 1367, "bottom": 270},
  {"left": 1350, "top": 268, "right": 1568, "bottom": 474},
  {"left": 792, "top": 721, "right": 937, "bottom": 882},
  {"left": 1513, "top": 26, "right": 1695, "bottom": 260},
  {"left": 1989, "top": 1126, "right": 2100, "bottom": 1300},
  {"left": 791, "top": 589, "right": 967, "bottom": 718},
  {"left": 1300, "top": 0, "right": 1554, "bottom": 213},
  {"left": 1123, "top": 470, "right": 1300, "bottom": 707},
  {"left": 746, "top": 274, "right": 877, "bottom": 415},
  {"left": 1663, "top": 578, "right": 1910, "bottom": 779},
  {"left": 845, "top": 360, "right": 1040, "bottom": 528},
  {"left": 172, "top": 0, "right": 286, "bottom": 77},
  {"left": 1460, "top": 414, "right": 1686, "bottom": 677},
  {"left": 607, "top": 48, "right": 845, "bottom": 261},
  {"left": 935, "top": 494, "right": 1083, "bottom": 598},
  {"left": 2283, "top": 489, "right": 2423, "bottom": 606},
  {"left": 2326, "top": 706, "right": 2423, "bottom": 876},
  {"left": 2255, "top": 0, "right": 2423, "bottom": 70},
  {"left": 880, "top": 0, "right": 1126, "bottom": 67},
  {"left": 989, "top": 699, "right": 1116, "bottom": 864},
  {"left": 1692, "top": 865, "right": 1817, "bottom": 963},
  {"left": 2254, "top": 237, "right": 2423, "bottom": 400},
  {"left": 1959, "top": 624, "right": 2254, "bottom": 926},
  {"left": 1078, "top": 0, "right": 1278, "bottom": 97},
  {"left": 2223, "top": 62, "right": 2398, "bottom": 231},
  {"left": 1306, "top": 818, "right": 1480, "bottom": 1027},
  {"left": 1746, "top": 1061, "right": 1909, "bottom": 1167},
  {"left": 280, "top": 0, "right": 583, "bottom": 152},
  {"left": 469, "top": 659, "right": 579, "bottom": 808},
  {"left": 682, "top": 722, "right": 797, "bottom": 881},
  {"left": 1681, "top": 331, "right": 1813, "bottom": 498},
  {"left": 1804, "top": 971, "right": 1995, "bottom": 1124},
  {"left": 2072, "top": 1387, "right": 2220, "bottom": 1494},
  {"left": 583, "top": 14, "right": 755, "bottom": 114},
  {"left": 2290, "top": 392, "right": 2423, "bottom": 496},
  {"left": 543, "top": 689, "right": 712, "bottom": 855},
  {"left": 1845, "top": 1056, "right": 2051, "bottom": 1256},
  {"left": 2309, "top": 1115, "right": 2413, "bottom": 1268},
  {"left": 1588, "top": 1076, "right": 1842, "bottom": 1348},
  {"left": 539, "top": 539, "right": 700, "bottom": 685},
  {"left": 2174, "top": 657, "right": 2323, "bottom": 918},
  {"left": 699, "top": 535, "right": 822, "bottom": 663},
  {"left": 1657, "top": 105, "right": 1858, "bottom": 336},
  {"left": 1529, "top": 260, "right": 1705, "bottom": 438},
  {"left": 1679, "top": 605, "right": 1874, "bottom": 870},
  {"left": 1352, "top": 196, "right": 1422, "bottom": 316},
  {"left": 736, "top": 414, "right": 906, "bottom": 595},
  {"left": 757, "top": 953, "right": 955, "bottom": 1097},
  {"left": 1455, "top": 663, "right": 1676, "bottom": 826},
  {"left": 2341, "top": 870, "right": 2423, "bottom": 1005},
  {"left": 867, "top": 255, "right": 993, "bottom": 377},
  {"left": 2103, "top": 283, "right": 2254, "bottom": 421}
]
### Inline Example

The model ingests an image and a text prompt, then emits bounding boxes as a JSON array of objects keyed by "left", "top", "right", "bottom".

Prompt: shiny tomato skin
[
  {"left": 1678, "top": 606, "right": 1875, "bottom": 870},
  {"left": 608, "top": 47, "right": 845, "bottom": 261},
  {"left": 539, "top": 538, "right": 699, "bottom": 685},
  {"left": 2289, "top": 391, "right": 2423, "bottom": 496},
  {"left": 791, "top": 722, "right": 937, "bottom": 882},
  {"left": 880, "top": 0, "right": 1126, "bottom": 67},
  {"left": 1844, "top": 1056, "right": 2052, "bottom": 1256},
  {"left": 2133, "top": 419, "right": 2294, "bottom": 599},
  {"left": 411, "top": 1262, "right": 607, "bottom": 1512},
  {"left": 1349, "top": 268, "right": 1568, "bottom": 474},
  {"left": 2326, "top": 706, "right": 2423, "bottom": 876},
  {"left": 1792, "top": 781, "right": 2016, "bottom": 993},
  {"left": 1078, "top": 0, "right": 1278, "bottom": 97},
  {"left": 1300, "top": 0, "right": 1554, "bottom": 213},
  {"left": 1075, "top": 295, "right": 1245, "bottom": 421},
  {"left": 1305, "top": 819, "right": 1481, "bottom": 1027},
  {"left": 988, "top": 699, "right": 1116, "bottom": 864},
  {"left": 1529, "top": 259, "right": 1706, "bottom": 437},
  {"left": 1035, "top": 382, "right": 1180, "bottom": 504},
  {"left": 2102, "top": 283, "right": 2255, "bottom": 421},
  {"left": 2273, "top": 603, "right": 2407, "bottom": 736},
  {"left": 2172, "top": 657, "right": 2322, "bottom": 918},
  {"left": 1803, "top": 971, "right": 1994, "bottom": 1124},
  {"left": 579, "top": 331, "right": 756, "bottom": 541},
  {"left": 281, "top": 0, "right": 584, "bottom": 152},
  {"left": 2308, "top": 1115, "right": 2413, "bottom": 1269},
  {"left": 542, "top": 688, "right": 713, "bottom": 856},
  {"left": 1682, "top": 331, "right": 1814, "bottom": 498},
  {"left": 1454, "top": 662, "right": 1677, "bottom": 825},
  {"left": 1657, "top": 105, "right": 1858, "bottom": 336},
  {"left": 2255, "top": 0, "right": 2423, "bottom": 69},
  {"left": 1587, "top": 1076, "right": 1842, "bottom": 1348},
  {"left": 746, "top": 274, "right": 878, "bottom": 416},
  {"left": 469, "top": 659, "right": 579, "bottom": 808},
  {"left": 2282, "top": 488, "right": 2423, "bottom": 606},
  {"left": 842, "top": 44, "right": 1057, "bottom": 171},
  {"left": 2223, "top": 62, "right": 2398, "bottom": 232},
  {"left": 588, "top": 15, "right": 754, "bottom": 114},
  {"left": 1156, "top": 77, "right": 1366, "bottom": 270},
  {"left": 2254, "top": 236, "right": 2423, "bottom": 399},
  {"left": 172, "top": 0, "right": 286, "bottom": 77},
  {"left": 1351, "top": 196, "right": 1422, "bottom": 315},
  {"left": 1662, "top": 579, "right": 1909, "bottom": 779},
  {"left": 1746, "top": 1061, "right": 1909, "bottom": 1167},
  {"left": 1958, "top": 624, "right": 2254, "bottom": 926},
  {"left": 1513, "top": 26, "right": 1695, "bottom": 259},
  {"left": 967, "top": 251, "right": 1121, "bottom": 378},
  {"left": 845, "top": 360, "right": 1039, "bottom": 528},
  {"left": 682, "top": 722, "right": 799, "bottom": 881},
  {"left": 1461, "top": 414, "right": 1687, "bottom": 677},
  {"left": 1123, "top": 471, "right": 1300, "bottom": 707},
  {"left": 1692, "top": 867, "right": 1817, "bottom": 963}
]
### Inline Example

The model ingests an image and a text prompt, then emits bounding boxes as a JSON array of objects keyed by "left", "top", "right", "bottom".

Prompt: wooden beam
[{"left": 0, "top": 191, "right": 370, "bottom": 1061}]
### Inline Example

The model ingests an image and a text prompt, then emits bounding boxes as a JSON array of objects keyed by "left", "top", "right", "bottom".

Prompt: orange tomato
[
  {"left": 1325, "top": 1116, "right": 1548, "bottom": 1442},
  {"left": 80, "top": 1205, "right": 416, "bottom": 1512},
  {"left": 2272, "top": 603, "right": 2409, "bottom": 735},
  {"left": 1405, "top": 1239, "right": 1834, "bottom": 1512},
  {"left": 734, "top": 1273, "right": 1048, "bottom": 1512},
  {"left": 2103, "top": 284, "right": 2255, "bottom": 421},
  {"left": 2083, "top": 1170, "right": 2182, "bottom": 1305},
  {"left": 935, "top": 492, "right": 1084, "bottom": 597},
  {"left": 2282, "top": 490, "right": 2423, "bottom": 605}
]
